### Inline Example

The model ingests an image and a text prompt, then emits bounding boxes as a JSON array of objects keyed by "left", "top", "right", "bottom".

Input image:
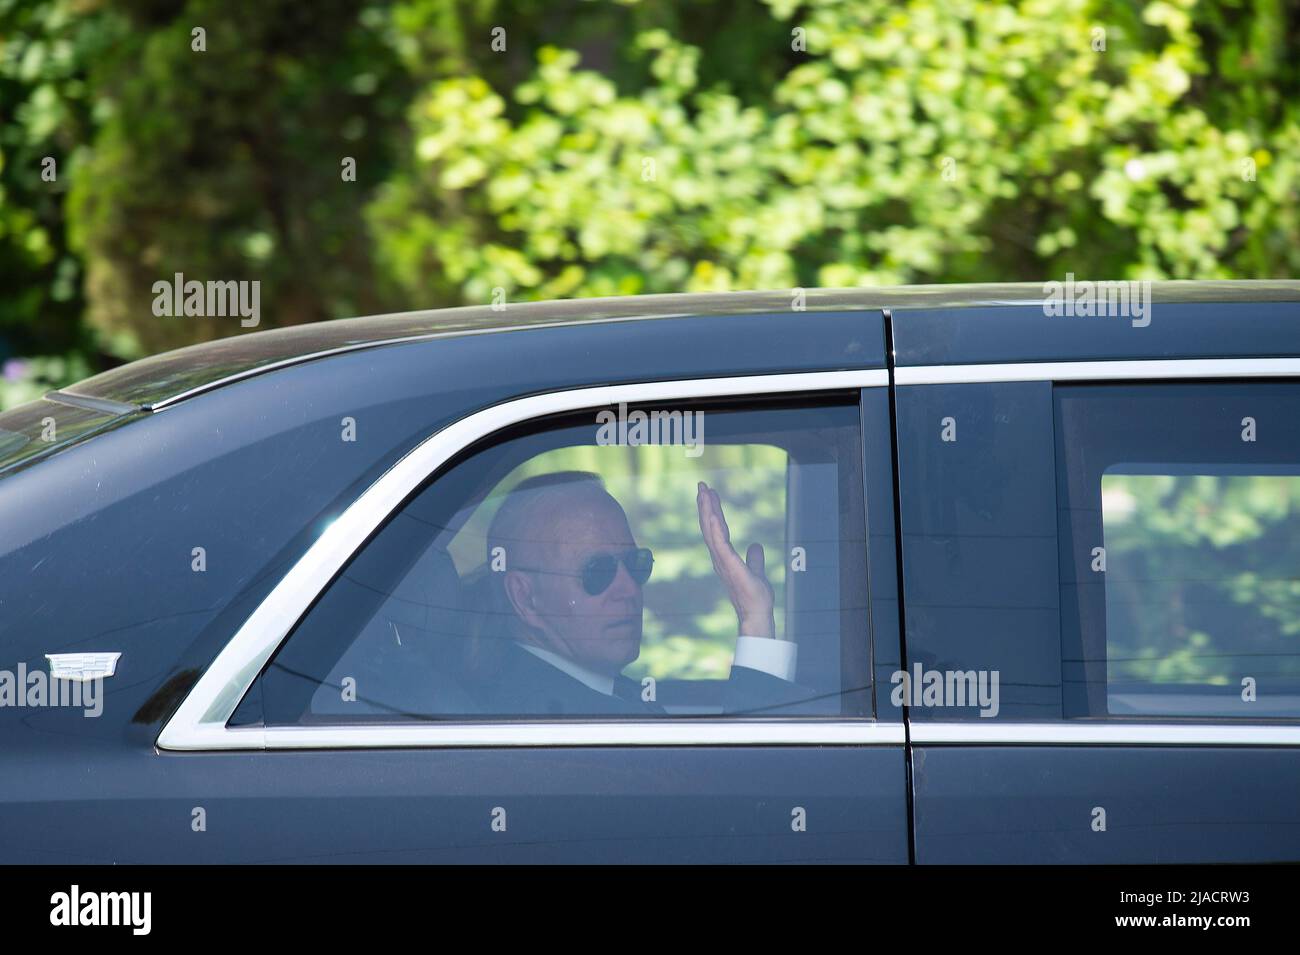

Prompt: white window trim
[
  {"left": 894, "top": 356, "right": 1300, "bottom": 386},
  {"left": 909, "top": 723, "right": 1300, "bottom": 746},
  {"left": 158, "top": 369, "right": 891, "bottom": 751}
]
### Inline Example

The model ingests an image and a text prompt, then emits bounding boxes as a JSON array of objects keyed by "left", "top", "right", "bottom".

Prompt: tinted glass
[
  {"left": 258, "top": 394, "right": 870, "bottom": 723},
  {"left": 1057, "top": 382, "right": 1300, "bottom": 719}
]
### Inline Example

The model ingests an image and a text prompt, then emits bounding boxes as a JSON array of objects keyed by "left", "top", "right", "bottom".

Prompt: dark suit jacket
[{"left": 470, "top": 640, "right": 814, "bottom": 716}]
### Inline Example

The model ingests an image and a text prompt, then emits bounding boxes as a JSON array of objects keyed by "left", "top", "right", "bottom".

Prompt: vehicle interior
[{"left": 255, "top": 394, "right": 870, "bottom": 724}]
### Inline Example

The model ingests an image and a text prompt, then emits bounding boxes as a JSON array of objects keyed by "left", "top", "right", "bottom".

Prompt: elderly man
[{"left": 473, "top": 470, "right": 804, "bottom": 715}]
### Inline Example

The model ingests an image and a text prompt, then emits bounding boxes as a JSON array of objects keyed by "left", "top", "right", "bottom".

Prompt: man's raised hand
[{"left": 696, "top": 480, "right": 775, "bottom": 640}]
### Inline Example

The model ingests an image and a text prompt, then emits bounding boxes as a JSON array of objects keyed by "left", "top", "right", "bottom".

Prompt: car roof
[{"left": 55, "top": 280, "right": 1300, "bottom": 411}]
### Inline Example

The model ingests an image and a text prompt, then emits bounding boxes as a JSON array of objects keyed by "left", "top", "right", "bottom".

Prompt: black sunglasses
[
  {"left": 578, "top": 547, "right": 654, "bottom": 595},
  {"left": 516, "top": 546, "right": 654, "bottom": 595}
]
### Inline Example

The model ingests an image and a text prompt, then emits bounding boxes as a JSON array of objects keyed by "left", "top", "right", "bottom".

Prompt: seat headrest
[{"left": 381, "top": 545, "right": 462, "bottom": 629}]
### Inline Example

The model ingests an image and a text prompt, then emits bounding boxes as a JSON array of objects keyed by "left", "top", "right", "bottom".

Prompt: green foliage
[
  {"left": 371, "top": 0, "right": 1300, "bottom": 304},
  {"left": 0, "top": 0, "right": 109, "bottom": 358},
  {"left": 0, "top": 0, "right": 1297, "bottom": 403},
  {"left": 62, "top": 0, "right": 418, "bottom": 356}
]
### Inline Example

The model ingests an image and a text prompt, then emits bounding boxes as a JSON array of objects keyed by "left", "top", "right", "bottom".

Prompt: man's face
[{"left": 507, "top": 489, "right": 644, "bottom": 674}]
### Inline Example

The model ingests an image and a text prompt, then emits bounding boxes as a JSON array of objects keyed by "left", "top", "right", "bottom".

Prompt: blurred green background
[{"left": 2, "top": 0, "right": 1298, "bottom": 409}]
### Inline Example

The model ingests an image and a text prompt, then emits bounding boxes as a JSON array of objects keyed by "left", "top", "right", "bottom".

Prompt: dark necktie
[{"left": 613, "top": 675, "right": 667, "bottom": 714}]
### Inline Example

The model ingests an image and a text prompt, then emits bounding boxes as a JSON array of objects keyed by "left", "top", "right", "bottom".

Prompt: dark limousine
[{"left": 1, "top": 281, "right": 1298, "bottom": 863}]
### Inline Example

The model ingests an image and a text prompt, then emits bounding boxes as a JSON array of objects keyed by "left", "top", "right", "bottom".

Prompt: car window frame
[
  {"left": 262, "top": 394, "right": 870, "bottom": 724},
  {"left": 1059, "top": 385, "right": 1300, "bottom": 723},
  {"left": 894, "top": 353, "right": 1300, "bottom": 746},
  {"left": 158, "top": 369, "right": 900, "bottom": 751}
]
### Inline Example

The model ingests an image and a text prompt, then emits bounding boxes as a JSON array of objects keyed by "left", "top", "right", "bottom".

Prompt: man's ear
[{"left": 503, "top": 570, "right": 548, "bottom": 633}]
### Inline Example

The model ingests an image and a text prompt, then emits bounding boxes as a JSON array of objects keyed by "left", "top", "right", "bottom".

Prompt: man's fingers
[
  {"left": 709, "top": 487, "right": 732, "bottom": 545},
  {"left": 697, "top": 482, "right": 721, "bottom": 550},
  {"left": 700, "top": 482, "right": 764, "bottom": 591},
  {"left": 696, "top": 484, "right": 773, "bottom": 630},
  {"left": 696, "top": 481, "right": 709, "bottom": 537}
]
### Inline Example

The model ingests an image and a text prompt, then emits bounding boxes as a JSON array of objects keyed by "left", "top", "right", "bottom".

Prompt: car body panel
[
  {"left": 912, "top": 746, "right": 1300, "bottom": 863},
  {"left": 0, "top": 746, "right": 908, "bottom": 864},
  {"left": 891, "top": 300, "right": 1300, "bottom": 366}
]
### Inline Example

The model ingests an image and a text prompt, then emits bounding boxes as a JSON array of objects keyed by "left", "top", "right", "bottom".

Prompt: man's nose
[{"left": 605, "top": 559, "right": 641, "bottom": 598}]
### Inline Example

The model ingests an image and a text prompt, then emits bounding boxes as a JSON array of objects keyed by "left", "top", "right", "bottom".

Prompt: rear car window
[{"left": 1057, "top": 382, "right": 1300, "bottom": 720}]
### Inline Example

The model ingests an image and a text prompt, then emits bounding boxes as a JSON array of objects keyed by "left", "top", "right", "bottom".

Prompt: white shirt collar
[{"left": 517, "top": 643, "right": 616, "bottom": 696}]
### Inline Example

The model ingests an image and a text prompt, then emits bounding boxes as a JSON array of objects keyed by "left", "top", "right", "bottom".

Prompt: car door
[
  {"left": 890, "top": 298, "right": 1300, "bottom": 863},
  {"left": 153, "top": 367, "right": 911, "bottom": 863}
]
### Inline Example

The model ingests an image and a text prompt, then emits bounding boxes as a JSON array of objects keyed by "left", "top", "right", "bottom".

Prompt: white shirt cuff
[{"left": 733, "top": 636, "right": 797, "bottom": 681}]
